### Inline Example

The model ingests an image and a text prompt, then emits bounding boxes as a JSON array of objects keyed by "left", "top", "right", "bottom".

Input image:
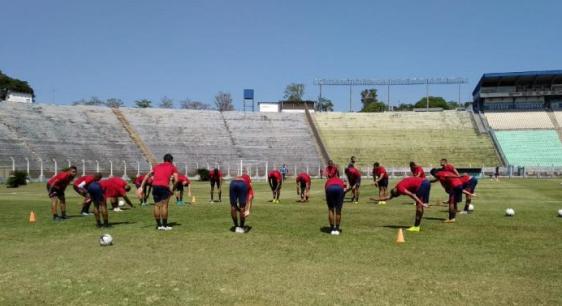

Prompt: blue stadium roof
[{"left": 473, "top": 70, "right": 562, "bottom": 96}]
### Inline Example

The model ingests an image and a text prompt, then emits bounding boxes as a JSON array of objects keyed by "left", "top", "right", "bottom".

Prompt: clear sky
[{"left": 2, "top": 0, "right": 561, "bottom": 111}]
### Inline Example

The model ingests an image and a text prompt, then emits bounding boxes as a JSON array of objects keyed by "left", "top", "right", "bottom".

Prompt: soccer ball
[
  {"left": 505, "top": 208, "right": 515, "bottom": 217},
  {"left": 99, "top": 234, "right": 113, "bottom": 246},
  {"left": 468, "top": 204, "right": 474, "bottom": 211},
  {"left": 118, "top": 200, "right": 125, "bottom": 207},
  {"left": 558, "top": 209, "right": 562, "bottom": 217}
]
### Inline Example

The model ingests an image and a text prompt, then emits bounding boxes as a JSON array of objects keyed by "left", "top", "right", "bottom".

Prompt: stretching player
[
  {"left": 230, "top": 174, "right": 249, "bottom": 233},
  {"left": 325, "top": 175, "right": 346, "bottom": 235},
  {"left": 324, "top": 160, "right": 340, "bottom": 179},
  {"left": 87, "top": 179, "right": 109, "bottom": 228},
  {"left": 440, "top": 159, "right": 460, "bottom": 176},
  {"left": 139, "top": 154, "right": 179, "bottom": 231},
  {"left": 242, "top": 171, "right": 254, "bottom": 217},
  {"left": 410, "top": 161, "right": 426, "bottom": 178},
  {"left": 134, "top": 173, "right": 152, "bottom": 206},
  {"left": 174, "top": 174, "right": 192, "bottom": 205},
  {"left": 430, "top": 169, "right": 475, "bottom": 223},
  {"left": 47, "top": 166, "right": 77, "bottom": 221},
  {"left": 296, "top": 172, "right": 311, "bottom": 202},
  {"left": 209, "top": 168, "right": 223, "bottom": 202},
  {"left": 345, "top": 164, "right": 361, "bottom": 204},
  {"left": 377, "top": 176, "right": 431, "bottom": 232},
  {"left": 372, "top": 162, "right": 389, "bottom": 204},
  {"left": 100, "top": 176, "right": 133, "bottom": 212},
  {"left": 73, "top": 173, "right": 102, "bottom": 216},
  {"left": 459, "top": 174, "right": 478, "bottom": 214},
  {"left": 268, "top": 168, "right": 283, "bottom": 203}
]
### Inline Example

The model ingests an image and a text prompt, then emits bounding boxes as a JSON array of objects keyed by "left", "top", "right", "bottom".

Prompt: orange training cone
[
  {"left": 396, "top": 228, "right": 405, "bottom": 243},
  {"left": 191, "top": 196, "right": 196, "bottom": 204},
  {"left": 29, "top": 211, "right": 36, "bottom": 223}
]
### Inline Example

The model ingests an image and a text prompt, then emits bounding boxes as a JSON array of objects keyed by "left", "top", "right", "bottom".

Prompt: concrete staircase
[
  {"left": 546, "top": 110, "right": 562, "bottom": 142},
  {"left": 112, "top": 108, "right": 157, "bottom": 165}
]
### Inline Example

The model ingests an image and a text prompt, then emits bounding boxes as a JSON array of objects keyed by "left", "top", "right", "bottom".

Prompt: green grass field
[{"left": 1, "top": 178, "right": 561, "bottom": 305}]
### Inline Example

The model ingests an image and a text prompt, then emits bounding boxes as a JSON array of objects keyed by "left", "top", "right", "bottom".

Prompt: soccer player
[
  {"left": 134, "top": 173, "right": 152, "bottom": 206},
  {"left": 430, "top": 169, "right": 474, "bottom": 223},
  {"left": 241, "top": 171, "right": 254, "bottom": 217},
  {"left": 296, "top": 172, "right": 311, "bottom": 202},
  {"left": 324, "top": 160, "right": 340, "bottom": 179},
  {"left": 46, "top": 166, "right": 77, "bottom": 221},
  {"left": 209, "top": 167, "right": 223, "bottom": 203},
  {"left": 87, "top": 179, "right": 109, "bottom": 228},
  {"left": 348, "top": 156, "right": 356, "bottom": 168},
  {"left": 174, "top": 173, "right": 192, "bottom": 205},
  {"left": 345, "top": 164, "right": 361, "bottom": 204},
  {"left": 229, "top": 174, "right": 249, "bottom": 233},
  {"left": 459, "top": 174, "right": 478, "bottom": 214},
  {"left": 280, "top": 164, "right": 289, "bottom": 180},
  {"left": 73, "top": 173, "right": 102, "bottom": 216},
  {"left": 268, "top": 168, "right": 283, "bottom": 203},
  {"left": 440, "top": 159, "right": 460, "bottom": 176},
  {"left": 372, "top": 162, "right": 389, "bottom": 203},
  {"left": 138, "top": 154, "right": 179, "bottom": 231},
  {"left": 410, "top": 161, "right": 426, "bottom": 178},
  {"left": 100, "top": 176, "right": 133, "bottom": 212},
  {"left": 325, "top": 175, "right": 346, "bottom": 235},
  {"left": 377, "top": 176, "right": 431, "bottom": 232}
]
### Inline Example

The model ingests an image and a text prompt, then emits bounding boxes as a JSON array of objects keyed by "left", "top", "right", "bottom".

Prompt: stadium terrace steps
[
  {"left": 484, "top": 111, "right": 554, "bottom": 130},
  {"left": 494, "top": 130, "right": 562, "bottom": 166},
  {"left": 112, "top": 108, "right": 157, "bottom": 165},
  {"left": 0, "top": 103, "right": 146, "bottom": 174},
  {"left": 313, "top": 111, "right": 500, "bottom": 167}
]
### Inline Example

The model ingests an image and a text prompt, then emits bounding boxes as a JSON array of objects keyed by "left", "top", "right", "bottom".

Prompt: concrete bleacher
[
  {"left": 494, "top": 130, "right": 562, "bottom": 166},
  {"left": 554, "top": 111, "right": 562, "bottom": 128},
  {"left": 314, "top": 111, "right": 500, "bottom": 167},
  {"left": 484, "top": 111, "right": 554, "bottom": 130},
  {"left": 0, "top": 102, "right": 145, "bottom": 175}
]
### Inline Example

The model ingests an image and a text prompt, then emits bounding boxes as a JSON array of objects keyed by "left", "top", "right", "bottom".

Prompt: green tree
[
  {"left": 395, "top": 103, "right": 415, "bottom": 111},
  {"left": 447, "top": 100, "right": 460, "bottom": 109},
  {"left": 360, "top": 89, "right": 386, "bottom": 112},
  {"left": 0, "top": 70, "right": 35, "bottom": 100},
  {"left": 135, "top": 99, "right": 152, "bottom": 108},
  {"left": 317, "top": 97, "right": 334, "bottom": 112},
  {"left": 283, "top": 83, "right": 305, "bottom": 101},
  {"left": 414, "top": 96, "right": 450, "bottom": 110},
  {"left": 159, "top": 96, "right": 174, "bottom": 108},
  {"left": 72, "top": 96, "right": 105, "bottom": 106},
  {"left": 105, "top": 98, "right": 124, "bottom": 108}
]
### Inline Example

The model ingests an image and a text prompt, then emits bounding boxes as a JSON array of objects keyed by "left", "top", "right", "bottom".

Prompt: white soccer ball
[
  {"left": 468, "top": 204, "right": 474, "bottom": 211},
  {"left": 118, "top": 200, "right": 125, "bottom": 207},
  {"left": 558, "top": 209, "right": 562, "bottom": 217},
  {"left": 505, "top": 208, "right": 515, "bottom": 217},
  {"left": 99, "top": 234, "right": 113, "bottom": 246}
]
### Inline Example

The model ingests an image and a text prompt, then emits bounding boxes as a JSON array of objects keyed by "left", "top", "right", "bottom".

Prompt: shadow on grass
[
  {"left": 423, "top": 217, "right": 446, "bottom": 221},
  {"left": 229, "top": 226, "right": 253, "bottom": 233},
  {"left": 110, "top": 221, "right": 136, "bottom": 226},
  {"left": 320, "top": 226, "right": 343, "bottom": 234},
  {"left": 382, "top": 225, "right": 408, "bottom": 229}
]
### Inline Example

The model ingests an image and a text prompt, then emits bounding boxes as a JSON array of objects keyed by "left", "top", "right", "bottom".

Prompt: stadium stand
[
  {"left": 0, "top": 103, "right": 145, "bottom": 175},
  {"left": 494, "top": 130, "right": 562, "bottom": 166},
  {"left": 313, "top": 111, "right": 500, "bottom": 167},
  {"left": 484, "top": 111, "right": 554, "bottom": 130}
]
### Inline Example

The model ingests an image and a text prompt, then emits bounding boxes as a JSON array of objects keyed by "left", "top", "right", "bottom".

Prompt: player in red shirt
[
  {"left": 209, "top": 168, "right": 223, "bottom": 202},
  {"left": 440, "top": 159, "right": 460, "bottom": 176},
  {"left": 101, "top": 176, "right": 133, "bottom": 212},
  {"left": 459, "top": 174, "right": 479, "bottom": 214},
  {"left": 241, "top": 172, "right": 254, "bottom": 217},
  {"left": 229, "top": 171, "right": 253, "bottom": 233},
  {"left": 134, "top": 173, "right": 153, "bottom": 206},
  {"left": 372, "top": 162, "right": 389, "bottom": 203},
  {"left": 72, "top": 173, "right": 102, "bottom": 216},
  {"left": 138, "top": 154, "right": 179, "bottom": 230},
  {"left": 46, "top": 166, "right": 77, "bottom": 221},
  {"left": 296, "top": 172, "right": 311, "bottom": 202},
  {"left": 324, "top": 160, "right": 340, "bottom": 179},
  {"left": 268, "top": 168, "right": 283, "bottom": 203},
  {"left": 345, "top": 164, "right": 362, "bottom": 204},
  {"left": 325, "top": 176, "right": 346, "bottom": 235},
  {"left": 430, "top": 169, "right": 475, "bottom": 223},
  {"left": 377, "top": 177, "right": 431, "bottom": 232},
  {"left": 410, "top": 161, "right": 426, "bottom": 178},
  {"left": 174, "top": 174, "right": 192, "bottom": 206}
]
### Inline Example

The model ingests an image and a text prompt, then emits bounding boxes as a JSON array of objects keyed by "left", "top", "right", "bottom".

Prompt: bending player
[
  {"left": 372, "top": 162, "right": 389, "bottom": 204},
  {"left": 229, "top": 174, "right": 249, "bottom": 233},
  {"left": 324, "top": 160, "right": 340, "bottom": 179},
  {"left": 345, "top": 164, "right": 361, "bottom": 204},
  {"left": 72, "top": 172, "right": 102, "bottom": 216},
  {"left": 100, "top": 176, "right": 133, "bottom": 212},
  {"left": 376, "top": 176, "right": 431, "bottom": 232},
  {"left": 325, "top": 175, "right": 346, "bottom": 235},
  {"left": 268, "top": 168, "right": 283, "bottom": 203},
  {"left": 87, "top": 178, "right": 109, "bottom": 228},
  {"left": 134, "top": 173, "right": 152, "bottom": 206},
  {"left": 174, "top": 173, "right": 192, "bottom": 205},
  {"left": 459, "top": 173, "right": 478, "bottom": 214},
  {"left": 242, "top": 171, "right": 254, "bottom": 217},
  {"left": 46, "top": 166, "right": 77, "bottom": 221},
  {"left": 296, "top": 172, "right": 311, "bottom": 202},
  {"left": 209, "top": 167, "right": 223, "bottom": 202},
  {"left": 440, "top": 158, "right": 460, "bottom": 176},
  {"left": 138, "top": 154, "right": 179, "bottom": 231},
  {"left": 430, "top": 169, "right": 475, "bottom": 223},
  {"left": 410, "top": 161, "right": 426, "bottom": 178}
]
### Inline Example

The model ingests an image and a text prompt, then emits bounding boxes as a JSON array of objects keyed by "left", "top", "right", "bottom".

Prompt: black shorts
[
  {"left": 152, "top": 186, "right": 172, "bottom": 203},
  {"left": 269, "top": 178, "right": 281, "bottom": 191},
  {"left": 349, "top": 176, "right": 361, "bottom": 188},
  {"left": 87, "top": 182, "right": 104, "bottom": 207},
  {"left": 229, "top": 180, "right": 248, "bottom": 208},
  {"left": 326, "top": 185, "right": 344, "bottom": 211},
  {"left": 174, "top": 183, "right": 184, "bottom": 192},
  {"left": 210, "top": 179, "right": 221, "bottom": 188},
  {"left": 46, "top": 184, "right": 65, "bottom": 199},
  {"left": 378, "top": 177, "right": 388, "bottom": 188},
  {"left": 449, "top": 186, "right": 463, "bottom": 204},
  {"left": 299, "top": 181, "right": 307, "bottom": 191}
]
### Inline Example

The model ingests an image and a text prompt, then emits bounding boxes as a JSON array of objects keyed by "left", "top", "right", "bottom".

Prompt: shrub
[
  {"left": 197, "top": 168, "right": 210, "bottom": 181},
  {"left": 6, "top": 171, "right": 28, "bottom": 188}
]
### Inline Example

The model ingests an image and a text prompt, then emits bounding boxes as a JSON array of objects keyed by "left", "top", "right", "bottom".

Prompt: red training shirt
[
  {"left": 412, "top": 166, "right": 426, "bottom": 178},
  {"left": 100, "top": 177, "right": 128, "bottom": 198},
  {"left": 48, "top": 171, "right": 74, "bottom": 190},
  {"left": 325, "top": 177, "right": 345, "bottom": 189},
  {"left": 373, "top": 166, "right": 388, "bottom": 179},
  {"left": 296, "top": 172, "right": 311, "bottom": 184},
  {"left": 324, "top": 165, "right": 340, "bottom": 178},
  {"left": 268, "top": 170, "right": 282, "bottom": 181},
  {"left": 73, "top": 175, "right": 96, "bottom": 188},
  {"left": 395, "top": 177, "right": 424, "bottom": 195},
  {"left": 151, "top": 162, "right": 178, "bottom": 188}
]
